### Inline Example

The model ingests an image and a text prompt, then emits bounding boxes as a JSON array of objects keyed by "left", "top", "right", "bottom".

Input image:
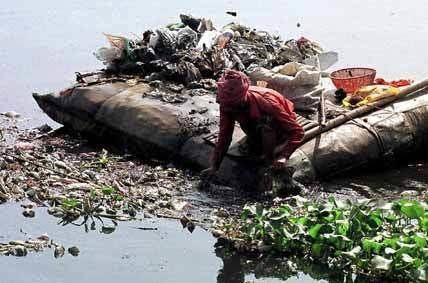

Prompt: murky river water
[{"left": 1, "top": 0, "right": 428, "bottom": 282}]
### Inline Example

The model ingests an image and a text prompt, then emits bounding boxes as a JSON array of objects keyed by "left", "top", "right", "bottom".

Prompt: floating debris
[
  {"left": 1, "top": 111, "right": 21, "bottom": 119},
  {"left": 68, "top": 246, "right": 80, "bottom": 257},
  {"left": 22, "top": 208, "right": 35, "bottom": 218},
  {"left": 10, "top": 245, "right": 27, "bottom": 257},
  {"left": 226, "top": 11, "right": 237, "bottom": 17},
  {"left": 54, "top": 245, "right": 65, "bottom": 258},
  {"left": 0, "top": 125, "right": 205, "bottom": 231},
  {"left": 0, "top": 233, "right": 68, "bottom": 258}
]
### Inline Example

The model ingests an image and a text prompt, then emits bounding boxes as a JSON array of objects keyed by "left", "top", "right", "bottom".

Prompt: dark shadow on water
[{"left": 214, "top": 245, "right": 406, "bottom": 283}]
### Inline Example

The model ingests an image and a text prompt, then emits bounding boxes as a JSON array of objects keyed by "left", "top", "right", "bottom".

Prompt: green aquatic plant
[
  {"left": 223, "top": 196, "right": 428, "bottom": 282},
  {"left": 52, "top": 185, "right": 134, "bottom": 233}
]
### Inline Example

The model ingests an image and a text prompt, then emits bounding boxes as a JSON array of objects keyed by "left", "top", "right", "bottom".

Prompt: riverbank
[{"left": 2, "top": 115, "right": 428, "bottom": 283}]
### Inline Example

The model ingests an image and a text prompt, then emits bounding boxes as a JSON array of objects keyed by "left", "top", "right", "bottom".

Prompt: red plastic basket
[{"left": 330, "top": 68, "right": 376, "bottom": 94}]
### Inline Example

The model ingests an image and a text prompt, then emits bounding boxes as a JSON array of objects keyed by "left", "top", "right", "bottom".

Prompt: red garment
[
  {"left": 216, "top": 69, "right": 250, "bottom": 106},
  {"left": 374, "top": 77, "right": 413, "bottom": 88},
  {"left": 212, "top": 86, "right": 304, "bottom": 170}
]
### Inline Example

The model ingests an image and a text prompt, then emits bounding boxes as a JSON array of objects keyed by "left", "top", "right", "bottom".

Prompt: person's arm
[{"left": 211, "top": 109, "right": 235, "bottom": 170}]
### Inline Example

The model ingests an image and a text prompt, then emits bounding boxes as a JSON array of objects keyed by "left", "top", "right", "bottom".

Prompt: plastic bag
[
  {"left": 271, "top": 62, "right": 318, "bottom": 76},
  {"left": 176, "top": 26, "right": 198, "bottom": 49},
  {"left": 196, "top": 30, "right": 220, "bottom": 51},
  {"left": 103, "top": 33, "right": 136, "bottom": 61},
  {"left": 94, "top": 47, "right": 122, "bottom": 65},
  {"left": 248, "top": 65, "right": 322, "bottom": 112},
  {"left": 104, "top": 33, "right": 128, "bottom": 50},
  {"left": 150, "top": 28, "right": 177, "bottom": 55},
  {"left": 250, "top": 64, "right": 320, "bottom": 87}
]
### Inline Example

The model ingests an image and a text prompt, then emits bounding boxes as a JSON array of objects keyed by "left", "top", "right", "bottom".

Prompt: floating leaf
[
  {"left": 417, "top": 265, "right": 428, "bottom": 281},
  {"left": 102, "top": 186, "right": 116, "bottom": 195},
  {"left": 401, "top": 253, "right": 415, "bottom": 264},
  {"left": 363, "top": 239, "right": 383, "bottom": 254},
  {"left": 399, "top": 200, "right": 424, "bottom": 219},
  {"left": 61, "top": 198, "right": 80, "bottom": 209},
  {"left": 311, "top": 242, "right": 324, "bottom": 258},
  {"left": 378, "top": 200, "right": 394, "bottom": 210},
  {"left": 89, "top": 189, "right": 97, "bottom": 199},
  {"left": 291, "top": 196, "right": 308, "bottom": 207},
  {"left": 308, "top": 224, "right": 323, "bottom": 239},
  {"left": 371, "top": 255, "right": 392, "bottom": 271},
  {"left": 420, "top": 217, "right": 428, "bottom": 231},
  {"left": 113, "top": 194, "right": 124, "bottom": 201},
  {"left": 413, "top": 234, "right": 427, "bottom": 248},
  {"left": 282, "top": 227, "right": 298, "bottom": 240},
  {"left": 336, "top": 220, "right": 349, "bottom": 236},
  {"left": 368, "top": 211, "right": 383, "bottom": 228},
  {"left": 341, "top": 246, "right": 361, "bottom": 259},
  {"left": 384, "top": 247, "right": 396, "bottom": 255},
  {"left": 101, "top": 225, "right": 116, "bottom": 234},
  {"left": 383, "top": 238, "right": 399, "bottom": 249},
  {"left": 234, "top": 197, "right": 428, "bottom": 281}
]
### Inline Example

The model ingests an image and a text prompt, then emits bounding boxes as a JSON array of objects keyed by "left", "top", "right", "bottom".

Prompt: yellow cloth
[{"left": 343, "top": 85, "right": 399, "bottom": 108}]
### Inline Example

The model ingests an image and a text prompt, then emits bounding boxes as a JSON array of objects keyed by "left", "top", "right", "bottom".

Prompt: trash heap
[
  {"left": 94, "top": 14, "right": 327, "bottom": 92},
  {"left": 0, "top": 122, "right": 204, "bottom": 232}
]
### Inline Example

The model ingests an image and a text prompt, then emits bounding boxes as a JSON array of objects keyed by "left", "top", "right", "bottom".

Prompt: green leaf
[
  {"left": 368, "top": 211, "right": 383, "bottom": 228},
  {"left": 383, "top": 238, "right": 399, "bottom": 249},
  {"left": 341, "top": 246, "right": 361, "bottom": 259},
  {"left": 362, "top": 239, "right": 383, "bottom": 254},
  {"left": 417, "top": 265, "right": 428, "bottom": 281},
  {"left": 270, "top": 210, "right": 290, "bottom": 221},
  {"left": 102, "top": 186, "right": 116, "bottom": 195},
  {"left": 397, "top": 242, "right": 416, "bottom": 249},
  {"left": 291, "top": 196, "right": 308, "bottom": 207},
  {"left": 296, "top": 217, "right": 308, "bottom": 226},
  {"left": 308, "top": 224, "right": 323, "bottom": 239},
  {"left": 89, "top": 189, "right": 97, "bottom": 199},
  {"left": 385, "top": 213, "right": 397, "bottom": 222},
  {"left": 283, "top": 227, "right": 298, "bottom": 240},
  {"left": 413, "top": 234, "right": 427, "bottom": 248},
  {"left": 420, "top": 217, "right": 428, "bottom": 231},
  {"left": 324, "top": 234, "right": 351, "bottom": 250},
  {"left": 378, "top": 200, "right": 394, "bottom": 210},
  {"left": 371, "top": 255, "right": 392, "bottom": 271},
  {"left": 311, "top": 242, "right": 324, "bottom": 258},
  {"left": 61, "top": 198, "right": 80, "bottom": 209},
  {"left": 335, "top": 199, "right": 352, "bottom": 210},
  {"left": 350, "top": 218, "right": 362, "bottom": 234},
  {"left": 400, "top": 200, "right": 424, "bottom": 219},
  {"left": 384, "top": 247, "right": 396, "bottom": 255},
  {"left": 336, "top": 220, "right": 349, "bottom": 236},
  {"left": 356, "top": 198, "right": 372, "bottom": 206},
  {"left": 401, "top": 253, "right": 415, "bottom": 264},
  {"left": 113, "top": 194, "right": 124, "bottom": 201}
]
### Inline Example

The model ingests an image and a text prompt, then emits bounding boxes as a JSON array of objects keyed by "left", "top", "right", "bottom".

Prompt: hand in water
[
  {"left": 200, "top": 167, "right": 217, "bottom": 180},
  {"left": 199, "top": 167, "right": 217, "bottom": 191}
]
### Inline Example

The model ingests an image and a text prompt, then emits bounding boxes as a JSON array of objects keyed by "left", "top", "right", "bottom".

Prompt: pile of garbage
[
  {"left": 95, "top": 14, "right": 324, "bottom": 82},
  {"left": 93, "top": 14, "right": 335, "bottom": 112},
  {"left": 0, "top": 122, "right": 204, "bottom": 230}
]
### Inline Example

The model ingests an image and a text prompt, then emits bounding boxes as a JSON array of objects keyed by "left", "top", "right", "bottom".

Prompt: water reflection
[{"left": 214, "top": 244, "right": 397, "bottom": 283}]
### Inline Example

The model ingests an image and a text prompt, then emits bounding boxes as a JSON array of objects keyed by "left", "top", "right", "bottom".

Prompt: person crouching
[{"left": 202, "top": 69, "right": 305, "bottom": 191}]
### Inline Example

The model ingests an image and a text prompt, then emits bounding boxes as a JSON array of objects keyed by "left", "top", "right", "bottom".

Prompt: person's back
[{"left": 202, "top": 70, "right": 304, "bottom": 189}]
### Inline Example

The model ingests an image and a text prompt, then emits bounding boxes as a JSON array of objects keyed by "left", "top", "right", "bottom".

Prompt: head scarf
[{"left": 216, "top": 69, "right": 250, "bottom": 106}]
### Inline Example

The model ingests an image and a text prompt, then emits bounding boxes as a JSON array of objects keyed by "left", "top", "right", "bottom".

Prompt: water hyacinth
[{"left": 218, "top": 196, "right": 428, "bottom": 282}]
